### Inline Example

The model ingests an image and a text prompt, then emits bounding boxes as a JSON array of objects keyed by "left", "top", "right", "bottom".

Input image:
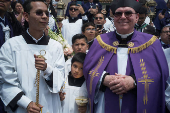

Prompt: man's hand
[
  {"left": 77, "top": 4, "right": 85, "bottom": 15},
  {"left": 88, "top": 8, "right": 98, "bottom": 15},
  {"left": 109, "top": 73, "right": 135, "bottom": 95},
  {"left": 27, "top": 101, "right": 43, "bottom": 113},
  {"left": 95, "top": 28, "right": 102, "bottom": 37},
  {"left": 103, "top": 75, "right": 118, "bottom": 87},
  {"left": 34, "top": 54, "right": 47, "bottom": 71},
  {"left": 59, "top": 92, "right": 66, "bottom": 101},
  {"left": 101, "top": 9, "right": 107, "bottom": 15},
  {"left": 158, "top": 12, "right": 165, "bottom": 20},
  {"left": 78, "top": 106, "right": 87, "bottom": 113}
]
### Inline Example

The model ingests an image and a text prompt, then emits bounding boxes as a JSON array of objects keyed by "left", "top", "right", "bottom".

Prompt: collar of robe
[
  {"left": 22, "top": 31, "right": 50, "bottom": 45},
  {"left": 68, "top": 17, "right": 79, "bottom": 23},
  {"left": 68, "top": 72, "right": 85, "bottom": 87},
  {"left": 115, "top": 31, "right": 133, "bottom": 48}
]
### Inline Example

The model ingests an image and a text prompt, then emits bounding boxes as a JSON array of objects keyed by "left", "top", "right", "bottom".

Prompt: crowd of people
[{"left": 1, "top": 0, "right": 170, "bottom": 112}]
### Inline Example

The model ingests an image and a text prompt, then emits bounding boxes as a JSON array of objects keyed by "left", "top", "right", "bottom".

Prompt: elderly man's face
[
  {"left": 161, "top": 27, "right": 170, "bottom": 44},
  {"left": 114, "top": 7, "right": 139, "bottom": 34}
]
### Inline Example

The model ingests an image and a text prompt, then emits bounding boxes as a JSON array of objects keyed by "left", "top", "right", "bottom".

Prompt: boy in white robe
[
  {"left": 65, "top": 34, "right": 89, "bottom": 76},
  {"left": 0, "top": 0, "right": 65, "bottom": 113},
  {"left": 60, "top": 53, "right": 88, "bottom": 113}
]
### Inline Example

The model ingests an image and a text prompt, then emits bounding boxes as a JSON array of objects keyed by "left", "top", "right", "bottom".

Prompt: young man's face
[
  {"left": 137, "top": 14, "right": 146, "bottom": 26},
  {"left": 72, "top": 38, "right": 89, "bottom": 54},
  {"left": 94, "top": 14, "right": 106, "bottom": 26},
  {"left": 0, "top": 0, "right": 11, "bottom": 15},
  {"left": 69, "top": 5, "right": 79, "bottom": 18},
  {"left": 24, "top": 1, "right": 49, "bottom": 31},
  {"left": 71, "top": 61, "right": 83, "bottom": 78},
  {"left": 82, "top": 25, "right": 95, "bottom": 42},
  {"left": 114, "top": 7, "right": 139, "bottom": 34}
]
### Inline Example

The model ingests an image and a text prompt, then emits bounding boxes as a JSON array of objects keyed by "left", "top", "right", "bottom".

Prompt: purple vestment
[{"left": 83, "top": 30, "right": 169, "bottom": 113}]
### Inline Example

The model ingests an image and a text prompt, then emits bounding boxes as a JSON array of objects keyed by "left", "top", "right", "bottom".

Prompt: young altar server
[
  {"left": 0, "top": 0, "right": 65, "bottom": 113},
  {"left": 60, "top": 52, "right": 88, "bottom": 113}
]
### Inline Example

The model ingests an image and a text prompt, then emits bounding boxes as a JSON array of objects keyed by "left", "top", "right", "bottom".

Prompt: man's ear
[
  {"left": 23, "top": 12, "right": 29, "bottom": 22},
  {"left": 136, "top": 13, "right": 139, "bottom": 23}
]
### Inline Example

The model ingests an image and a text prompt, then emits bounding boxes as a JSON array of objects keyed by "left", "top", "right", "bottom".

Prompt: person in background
[
  {"left": 65, "top": 0, "right": 85, "bottom": 19},
  {"left": 134, "top": 6, "right": 156, "bottom": 35},
  {"left": 61, "top": 2, "right": 88, "bottom": 45},
  {"left": 82, "top": 22, "right": 95, "bottom": 48},
  {"left": 159, "top": 24, "right": 170, "bottom": 49},
  {"left": 11, "top": 1, "right": 25, "bottom": 26},
  {"left": 94, "top": 12, "right": 107, "bottom": 36},
  {"left": 153, "top": 0, "right": 170, "bottom": 35}
]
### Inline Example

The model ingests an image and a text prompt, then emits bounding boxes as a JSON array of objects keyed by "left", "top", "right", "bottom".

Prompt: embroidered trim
[
  {"left": 96, "top": 35, "right": 117, "bottom": 54},
  {"left": 128, "top": 36, "right": 157, "bottom": 54},
  {"left": 96, "top": 35, "right": 157, "bottom": 54}
]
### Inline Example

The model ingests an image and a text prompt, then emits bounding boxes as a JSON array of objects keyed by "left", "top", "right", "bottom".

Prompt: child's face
[
  {"left": 71, "top": 61, "right": 83, "bottom": 78},
  {"left": 72, "top": 38, "right": 89, "bottom": 54}
]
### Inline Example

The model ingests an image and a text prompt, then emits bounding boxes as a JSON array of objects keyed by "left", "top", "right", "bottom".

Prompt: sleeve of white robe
[
  {"left": 44, "top": 41, "right": 65, "bottom": 93},
  {"left": 0, "top": 40, "right": 31, "bottom": 107}
]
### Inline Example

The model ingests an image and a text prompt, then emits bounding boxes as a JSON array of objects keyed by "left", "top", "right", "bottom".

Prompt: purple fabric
[{"left": 83, "top": 30, "right": 169, "bottom": 113}]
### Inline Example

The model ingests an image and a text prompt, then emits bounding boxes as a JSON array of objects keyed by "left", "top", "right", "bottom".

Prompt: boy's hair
[
  {"left": 71, "top": 52, "right": 86, "bottom": 65},
  {"left": 72, "top": 34, "right": 88, "bottom": 44},
  {"left": 82, "top": 22, "right": 95, "bottom": 32}
]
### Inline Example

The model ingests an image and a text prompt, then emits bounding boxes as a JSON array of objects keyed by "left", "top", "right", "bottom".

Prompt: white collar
[
  {"left": 116, "top": 31, "right": 134, "bottom": 38},
  {"left": 26, "top": 29, "right": 44, "bottom": 43}
]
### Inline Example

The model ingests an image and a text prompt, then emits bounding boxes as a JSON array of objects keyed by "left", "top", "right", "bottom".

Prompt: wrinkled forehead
[{"left": 115, "top": 7, "right": 136, "bottom": 13}]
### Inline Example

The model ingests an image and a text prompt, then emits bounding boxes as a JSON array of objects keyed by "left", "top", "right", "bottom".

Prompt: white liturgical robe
[
  {"left": 0, "top": 35, "right": 65, "bottom": 113},
  {"left": 61, "top": 78, "right": 88, "bottom": 113},
  {"left": 61, "top": 19, "right": 82, "bottom": 45}
]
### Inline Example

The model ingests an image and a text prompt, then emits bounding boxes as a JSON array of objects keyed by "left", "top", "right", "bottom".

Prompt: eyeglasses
[
  {"left": 95, "top": 17, "right": 103, "bottom": 20},
  {"left": 114, "top": 11, "right": 136, "bottom": 18},
  {"left": 162, "top": 31, "right": 170, "bottom": 33},
  {"left": 85, "top": 28, "right": 95, "bottom": 31},
  {"left": 34, "top": 10, "right": 49, "bottom": 17},
  {"left": 29, "top": 10, "right": 49, "bottom": 17},
  {"left": 69, "top": 8, "right": 78, "bottom": 11}
]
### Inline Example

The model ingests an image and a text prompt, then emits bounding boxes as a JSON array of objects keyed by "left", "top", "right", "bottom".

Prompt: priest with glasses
[{"left": 83, "top": 0, "right": 169, "bottom": 113}]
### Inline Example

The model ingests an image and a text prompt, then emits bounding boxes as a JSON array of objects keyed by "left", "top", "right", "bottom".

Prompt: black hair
[
  {"left": 82, "top": 22, "right": 95, "bottom": 32},
  {"left": 72, "top": 34, "right": 88, "bottom": 44},
  {"left": 94, "top": 12, "right": 106, "bottom": 20},
  {"left": 138, "top": 6, "right": 147, "bottom": 15},
  {"left": 71, "top": 52, "right": 86, "bottom": 65},
  {"left": 69, "top": 1, "right": 77, "bottom": 8},
  {"left": 11, "top": 1, "right": 23, "bottom": 11},
  {"left": 23, "top": 0, "right": 46, "bottom": 13}
]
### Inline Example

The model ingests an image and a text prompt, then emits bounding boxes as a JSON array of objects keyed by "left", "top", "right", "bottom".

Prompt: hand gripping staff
[{"left": 34, "top": 50, "right": 46, "bottom": 113}]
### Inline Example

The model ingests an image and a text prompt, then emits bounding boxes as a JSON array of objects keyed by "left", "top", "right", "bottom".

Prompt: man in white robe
[
  {"left": 0, "top": 0, "right": 65, "bottom": 113},
  {"left": 61, "top": 2, "right": 88, "bottom": 45}
]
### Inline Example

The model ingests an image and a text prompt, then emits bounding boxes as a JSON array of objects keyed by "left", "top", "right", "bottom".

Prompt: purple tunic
[{"left": 83, "top": 30, "right": 169, "bottom": 113}]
